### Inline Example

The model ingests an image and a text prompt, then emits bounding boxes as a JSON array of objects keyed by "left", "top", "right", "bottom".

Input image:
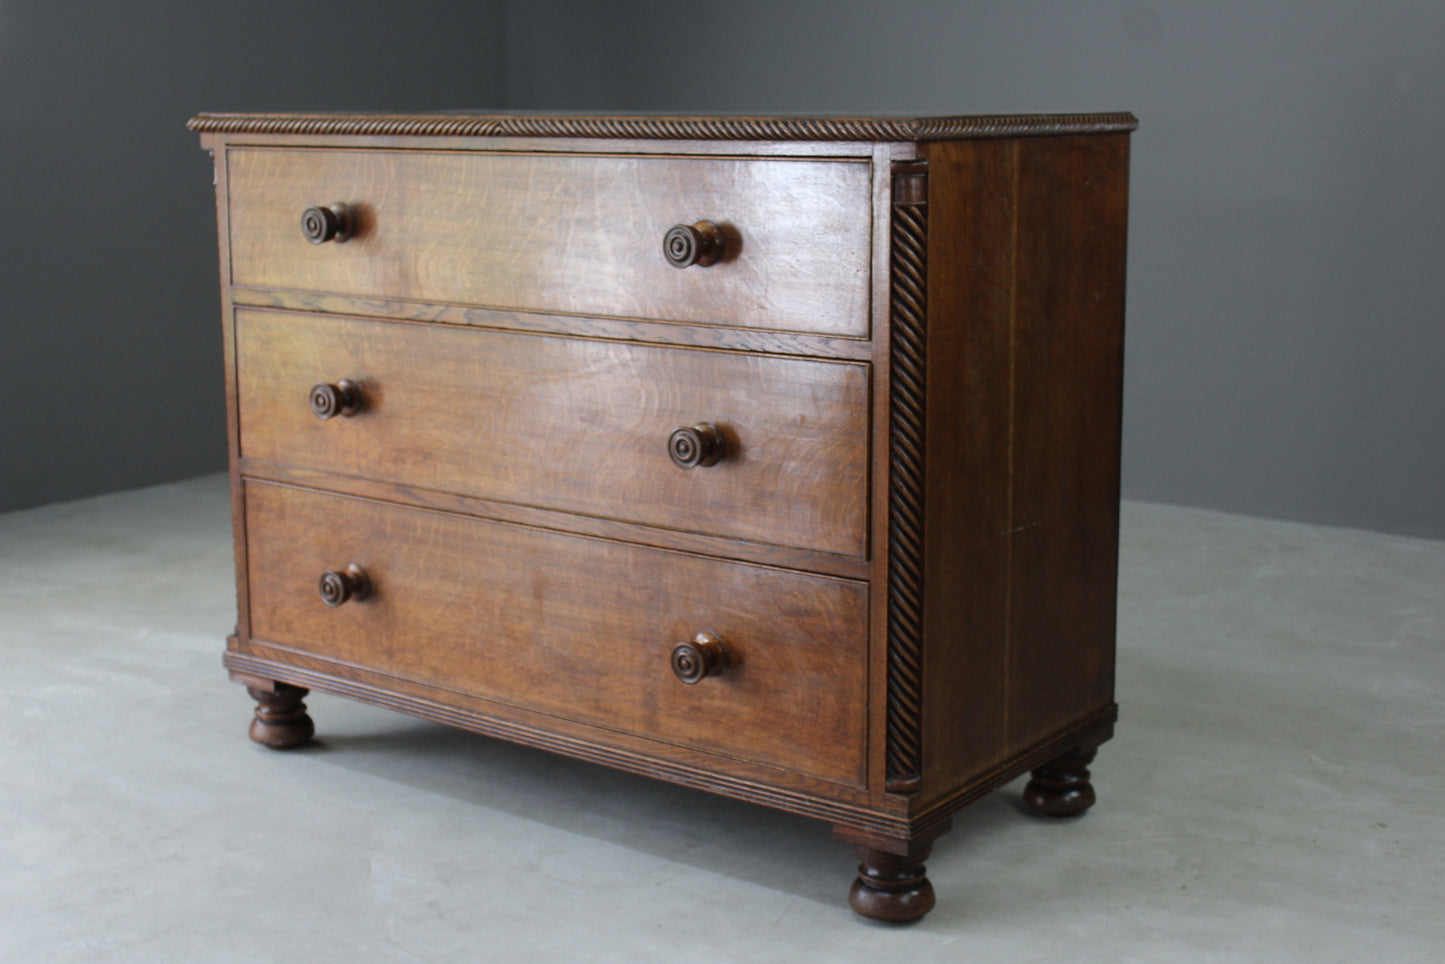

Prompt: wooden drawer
[
  {"left": 244, "top": 481, "right": 868, "bottom": 786},
  {"left": 226, "top": 148, "right": 872, "bottom": 336},
  {"left": 235, "top": 308, "right": 869, "bottom": 557}
]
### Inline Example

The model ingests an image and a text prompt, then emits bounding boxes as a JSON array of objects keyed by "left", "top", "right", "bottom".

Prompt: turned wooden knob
[
  {"left": 668, "top": 422, "right": 725, "bottom": 468},
  {"left": 309, "top": 380, "right": 361, "bottom": 419},
  {"left": 301, "top": 202, "right": 354, "bottom": 244},
  {"left": 319, "top": 563, "right": 370, "bottom": 607},
  {"left": 663, "top": 221, "right": 724, "bottom": 268},
  {"left": 671, "top": 631, "right": 728, "bottom": 684}
]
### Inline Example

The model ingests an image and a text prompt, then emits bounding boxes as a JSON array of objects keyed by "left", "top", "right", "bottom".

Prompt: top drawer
[{"left": 225, "top": 148, "right": 873, "bottom": 336}]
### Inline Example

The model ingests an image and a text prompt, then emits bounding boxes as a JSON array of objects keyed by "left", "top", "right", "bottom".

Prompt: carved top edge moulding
[{"left": 187, "top": 111, "right": 1139, "bottom": 141}]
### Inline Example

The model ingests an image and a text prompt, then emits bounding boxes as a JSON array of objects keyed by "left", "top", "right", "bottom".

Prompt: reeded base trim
[{"left": 224, "top": 647, "right": 895, "bottom": 832}]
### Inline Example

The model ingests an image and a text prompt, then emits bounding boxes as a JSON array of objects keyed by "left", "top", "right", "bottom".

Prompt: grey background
[
  {"left": 3, "top": 1, "right": 1441, "bottom": 538},
  {"left": 0, "top": 1, "right": 507, "bottom": 511}
]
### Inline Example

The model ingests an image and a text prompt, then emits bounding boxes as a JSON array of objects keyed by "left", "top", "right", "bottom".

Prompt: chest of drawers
[{"left": 191, "top": 111, "right": 1134, "bottom": 923}]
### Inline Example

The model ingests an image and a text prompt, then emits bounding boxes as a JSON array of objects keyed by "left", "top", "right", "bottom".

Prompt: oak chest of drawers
[{"left": 191, "top": 110, "right": 1134, "bottom": 922}]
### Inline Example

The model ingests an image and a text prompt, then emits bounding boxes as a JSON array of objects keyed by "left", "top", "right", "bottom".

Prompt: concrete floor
[{"left": 1, "top": 475, "right": 1441, "bottom": 962}]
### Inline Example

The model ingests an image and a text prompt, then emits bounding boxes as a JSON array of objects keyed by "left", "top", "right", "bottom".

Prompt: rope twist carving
[
  {"left": 188, "top": 112, "right": 1138, "bottom": 141},
  {"left": 885, "top": 170, "right": 928, "bottom": 793}
]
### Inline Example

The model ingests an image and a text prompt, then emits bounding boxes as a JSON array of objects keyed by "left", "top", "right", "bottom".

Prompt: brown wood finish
[
  {"left": 224, "top": 646, "right": 895, "bottom": 833},
  {"left": 207, "top": 131, "right": 886, "bottom": 162},
  {"left": 912, "top": 138, "right": 1018, "bottom": 808},
  {"left": 190, "top": 110, "right": 1140, "bottom": 142},
  {"left": 883, "top": 161, "right": 928, "bottom": 794},
  {"left": 232, "top": 459, "right": 872, "bottom": 580},
  {"left": 1023, "top": 743, "right": 1100, "bottom": 817},
  {"left": 242, "top": 480, "right": 870, "bottom": 786},
  {"left": 670, "top": 631, "right": 729, "bottom": 684},
  {"left": 245, "top": 681, "right": 314, "bottom": 749},
  {"left": 847, "top": 839, "right": 937, "bottom": 923},
  {"left": 1004, "top": 135, "right": 1127, "bottom": 752},
  {"left": 663, "top": 221, "right": 726, "bottom": 268},
  {"left": 200, "top": 142, "right": 252, "bottom": 650},
  {"left": 234, "top": 307, "right": 869, "bottom": 556},
  {"left": 226, "top": 148, "right": 873, "bottom": 335},
  {"left": 227, "top": 288, "right": 876, "bottom": 360},
  {"left": 907, "top": 133, "right": 1129, "bottom": 812},
  {"left": 196, "top": 111, "right": 1134, "bottom": 924}
]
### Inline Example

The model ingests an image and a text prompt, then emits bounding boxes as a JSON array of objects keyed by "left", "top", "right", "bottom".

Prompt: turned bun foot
[
  {"left": 247, "top": 683, "right": 315, "bottom": 749},
  {"left": 847, "top": 842, "right": 936, "bottom": 923},
  {"left": 1024, "top": 744, "right": 1098, "bottom": 817}
]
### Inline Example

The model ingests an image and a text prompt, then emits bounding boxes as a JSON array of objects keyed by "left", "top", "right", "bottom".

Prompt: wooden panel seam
[{"left": 1002, "top": 138, "right": 1022, "bottom": 751}]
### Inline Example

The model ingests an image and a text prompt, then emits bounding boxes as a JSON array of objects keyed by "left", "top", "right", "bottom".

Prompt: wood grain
[
  {"left": 244, "top": 481, "right": 870, "bottom": 786},
  {"left": 1004, "top": 134, "right": 1128, "bottom": 751},
  {"left": 910, "top": 133, "right": 1129, "bottom": 809},
  {"left": 226, "top": 148, "right": 872, "bottom": 335},
  {"left": 914, "top": 138, "right": 1016, "bottom": 806},
  {"left": 235, "top": 308, "right": 869, "bottom": 556},
  {"left": 227, "top": 287, "right": 874, "bottom": 360},
  {"left": 235, "top": 459, "right": 872, "bottom": 580}
]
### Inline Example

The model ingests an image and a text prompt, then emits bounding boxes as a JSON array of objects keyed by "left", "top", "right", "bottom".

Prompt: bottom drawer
[{"left": 242, "top": 481, "right": 869, "bottom": 786}]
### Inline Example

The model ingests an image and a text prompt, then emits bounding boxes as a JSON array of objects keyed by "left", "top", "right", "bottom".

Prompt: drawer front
[
  {"left": 244, "top": 482, "right": 868, "bottom": 786},
  {"left": 227, "top": 148, "right": 872, "bottom": 336},
  {"left": 236, "top": 308, "right": 869, "bottom": 557}
]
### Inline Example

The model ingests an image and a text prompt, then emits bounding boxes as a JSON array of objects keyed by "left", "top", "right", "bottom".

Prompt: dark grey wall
[
  {"left": 506, "top": 1, "right": 1445, "bottom": 539},
  {"left": 0, "top": 1, "right": 507, "bottom": 513}
]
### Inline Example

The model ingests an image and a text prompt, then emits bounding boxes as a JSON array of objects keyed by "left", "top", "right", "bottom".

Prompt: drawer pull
[
  {"left": 301, "top": 202, "right": 354, "bottom": 244},
  {"left": 672, "top": 631, "right": 728, "bottom": 684},
  {"left": 668, "top": 422, "right": 725, "bottom": 468},
  {"left": 319, "top": 563, "right": 371, "bottom": 607},
  {"left": 309, "top": 380, "right": 362, "bottom": 419},
  {"left": 663, "top": 221, "right": 724, "bottom": 268}
]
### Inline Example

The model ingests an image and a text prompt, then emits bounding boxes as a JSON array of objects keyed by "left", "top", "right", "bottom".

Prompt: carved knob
[
  {"left": 672, "top": 632, "right": 728, "bottom": 684},
  {"left": 668, "top": 423, "right": 725, "bottom": 468},
  {"left": 301, "top": 203, "right": 354, "bottom": 244},
  {"left": 663, "top": 221, "right": 724, "bottom": 268},
  {"left": 319, "top": 564, "right": 370, "bottom": 607},
  {"left": 309, "top": 380, "right": 361, "bottom": 419}
]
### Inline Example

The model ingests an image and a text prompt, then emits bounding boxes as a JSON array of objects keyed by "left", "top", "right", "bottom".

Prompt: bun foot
[
  {"left": 847, "top": 842, "right": 935, "bottom": 923},
  {"left": 247, "top": 682, "right": 315, "bottom": 749},
  {"left": 1024, "top": 744, "right": 1097, "bottom": 817}
]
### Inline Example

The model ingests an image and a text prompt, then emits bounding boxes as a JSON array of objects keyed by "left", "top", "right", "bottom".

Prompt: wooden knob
[
  {"left": 301, "top": 203, "right": 354, "bottom": 244},
  {"left": 672, "top": 632, "right": 728, "bottom": 684},
  {"left": 319, "top": 564, "right": 370, "bottom": 607},
  {"left": 668, "top": 423, "right": 725, "bottom": 468},
  {"left": 663, "top": 221, "right": 724, "bottom": 268},
  {"left": 309, "top": 380, "right": 361, "bottom": 419}
]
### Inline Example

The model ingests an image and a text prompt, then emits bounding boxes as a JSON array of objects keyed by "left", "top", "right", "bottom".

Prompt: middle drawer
[{"left": 235, "top": 308, "right": 869, "bottom": 557}]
